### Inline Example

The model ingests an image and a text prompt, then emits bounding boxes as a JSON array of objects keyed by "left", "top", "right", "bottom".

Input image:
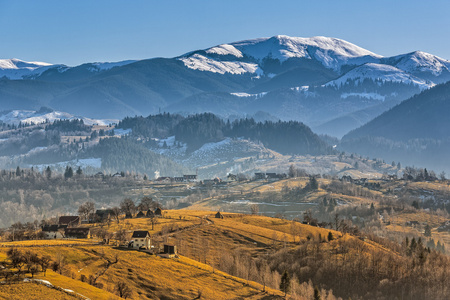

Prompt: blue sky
[{"left": 0, "top": 0, "right": 449, "bottom": 66}]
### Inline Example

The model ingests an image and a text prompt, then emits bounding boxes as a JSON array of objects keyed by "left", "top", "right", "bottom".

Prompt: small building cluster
[
  {"left": 130, "top": 207, "right": 162, "bottom": 219},
  {"left": 41, "top": 215, "right": 90, "bottom": 239},
  {"left": 254, "top": 172, "right": 287, "bottom": 180},
  {"left": 156, "top": 175, "right": 198, "bottom": 183}
]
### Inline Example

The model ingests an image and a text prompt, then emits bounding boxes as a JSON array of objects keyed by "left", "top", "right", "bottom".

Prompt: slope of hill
[
  {"left": 340, "top": 82, "right": 450, "bottom": 172},
  {"left": 313, "top": 98, "right": 403, "bottom": 138},
  {"left": 343, "top": 82, "right": 450, "bottom": 141},
  {"left": 1, "top": 206, "right": 448, "bottom": 300},
  {"left": 326, "top": 63, "right": 434, "bottom": 90}
]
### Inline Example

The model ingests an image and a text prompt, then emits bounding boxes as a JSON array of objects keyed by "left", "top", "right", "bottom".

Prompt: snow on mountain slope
[
  {"left": 179, "top": 53, "right": 263, "bottom": 75},
  {"left": 341, "top": 92, "right": 386, "bottom": 101},
  {"left": 383, "top": 51, "right": 450, "bottom": 76},
  {"left": 326, "top": 63, "right": 434, "bottom": 90},
  {"left": 0, "top": 58, "right": 52, "bottom": 69},
  {"left": 0, "top": 109, "right": 117, "bottom": 126},
  {"left": 233, "top": 35, "right": 381, "bottom": 70},
  {"left": 86, "top": 60, "right": 137, "bottom": 72},
  {"left": 206, "top": 44, "right": 244, "bottom": 57},
  {"left": 0, "top": 58, "right": 137, "bottom": 79},
  {"left": 230, "top": 92, "right": 267, "bottom": 98},
  {"left": 185, "top": 35, "right": 381, "bottom": 74},
  {"left": 0, "top": 58, "right": 55, "bottom": 79}
]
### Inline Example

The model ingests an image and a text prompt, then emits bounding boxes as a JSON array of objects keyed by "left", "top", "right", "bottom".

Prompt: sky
[{"left": 0, "top": 0, "right": 449, "bottom": 66}]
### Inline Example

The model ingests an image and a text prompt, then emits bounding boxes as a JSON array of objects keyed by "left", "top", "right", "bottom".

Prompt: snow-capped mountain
[
  {"left": 0, "top": 58, "right": 56, "bottom": 80},
  {"left": 0, "top": 58, "right": 137, "bottom": 80},
  {"left": 382, "top": 51, "right": 450, "bottom": 83},
  {"left": 0, "top": 108, "right": 118, "bottom": 126},
  {"left": 326, "top": 63, "right": 435, "bottom": 90},
  {"left": 180, "top": 35, "right": 381, "bottom": 75}
]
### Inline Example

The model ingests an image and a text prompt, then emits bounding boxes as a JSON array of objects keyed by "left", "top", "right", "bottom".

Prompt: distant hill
[
  {"left": 343, "top": 82, "right": 450, "bottom": 141},
  {"left": 341, "top": 82, "right": 450, "bottom": 172}
]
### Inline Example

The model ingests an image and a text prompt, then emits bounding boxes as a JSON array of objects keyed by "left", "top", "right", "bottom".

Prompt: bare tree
[
  {"left": 120, "top": 198, "right": 136, "bottom": 216},
  {"left": 39, "top": 255, "right": 51, "bottom": 276},
  {"left": 78, "top": 201, "right": 95, "bottom": 222},
  {"left": 250, "top": 204, "right": 259, "bottom": 215},
  {"left": 137, "top": 196, "right": 154, "bottom": 211},
  {"left": 111, "top": 206, "right": 121, "bottom": 223},
  {"left": 7, "top": 248, "right": 24, "bottom": 273},
  {"left": 115, "top": 229, "right": 129, "bottom": 246},
  {"left": 54, "top": 252, "right": 66, "bottom": 275},
  {"left": 147, "top": 215, "right": 159, "bottom": 231}
]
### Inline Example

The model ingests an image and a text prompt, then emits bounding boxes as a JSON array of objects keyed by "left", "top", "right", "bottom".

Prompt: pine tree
[
  {"left": 64, "top": 166, "right": 73, "bottom": 179},
  {"left": 45, "top": 166, "right": 52, "bottom": 179},
  {"left": 314, "top": 286, "right": 320, "bottom": 300},
  {"left": 279, "top": 270, "right": 291, "bottom": 297},
  {"left": 76, "top": 167, "right": 83, "bottom": 176},
  {"left": 327, "top": 232, "right": 334, "bottom": 241}
]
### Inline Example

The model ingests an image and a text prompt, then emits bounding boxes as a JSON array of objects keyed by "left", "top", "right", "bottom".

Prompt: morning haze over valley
[{"left": 0, "top": 1, "right": 449, "bottom": 299}]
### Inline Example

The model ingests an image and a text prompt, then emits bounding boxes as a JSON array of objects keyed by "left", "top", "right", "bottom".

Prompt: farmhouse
[
  {"left": 156, "top": 176, "right": 172, "bottom": 183},
  {"left": 155, "top": 207, "right": 162, "bottom": 216},
  {"left": 58, "top": 216, "right": 80, "bottom": 227},
  {"left": 136, "top": 211, "right": 145, "bottom": 218},
  {"left": 183, "top": 174, "right": 197, "bottom": 182},
  {"left": 95, "top": 209, "right": 114, "bottom": 222},
  {"left": 254, "top": 173, "right": 266, "bottom": 180},
  {"left": 130, "top": 231, "right": 151, "bottom": 249},
  {"left": 41, "top": 225, "right": 64, "bottom": 239},
  {"left": 65, "top": 227, "right": 90, "bottom": 239},
  {"left": 227, "top": 173, "right": 237, "bottom": 181}
]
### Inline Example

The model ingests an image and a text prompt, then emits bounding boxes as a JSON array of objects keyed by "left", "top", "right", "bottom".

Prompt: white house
[{"left": 130, "top": 231, "right": 151, "bottom": 249}]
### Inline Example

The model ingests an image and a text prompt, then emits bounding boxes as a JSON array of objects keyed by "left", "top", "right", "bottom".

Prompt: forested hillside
[
  {"left": 83, "top": 137, "right": 189, "bottom": 176},
  {"left": 117, "top": 112, "right": 333, "bottom": 155}
]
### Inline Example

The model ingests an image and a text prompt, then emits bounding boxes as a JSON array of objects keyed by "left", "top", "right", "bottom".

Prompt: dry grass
[
  {"left": 0, "top": 210, "right": 414, "bottom": 299},
  {"left": 0, "top": 283, "right": 79, "bottom": 300},
  {"left": 386, "top": 211, "right": 450, "bottom": 247},
  {"left": 0, "top": 239, "right": 97, "bottom": 247},
  {"left": 0, "top": 242, "right": 283, "bottom": 300}
]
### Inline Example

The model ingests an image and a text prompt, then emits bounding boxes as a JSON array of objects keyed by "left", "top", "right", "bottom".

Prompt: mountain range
[{"left": 1, "top": 35, "right": 450, "bottom": 137}]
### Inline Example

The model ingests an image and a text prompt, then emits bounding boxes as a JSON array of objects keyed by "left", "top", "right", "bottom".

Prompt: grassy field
[
  {"left": 0, "top": 282, "right": 80, "bottom": 300},
  {"left": 0, "top": 243, "right": 283, "bottom": 300}
]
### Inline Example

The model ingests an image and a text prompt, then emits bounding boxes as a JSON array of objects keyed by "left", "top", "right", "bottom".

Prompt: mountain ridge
[{"left": 1, "top": 35, "right": 449, "bottom": 136}]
